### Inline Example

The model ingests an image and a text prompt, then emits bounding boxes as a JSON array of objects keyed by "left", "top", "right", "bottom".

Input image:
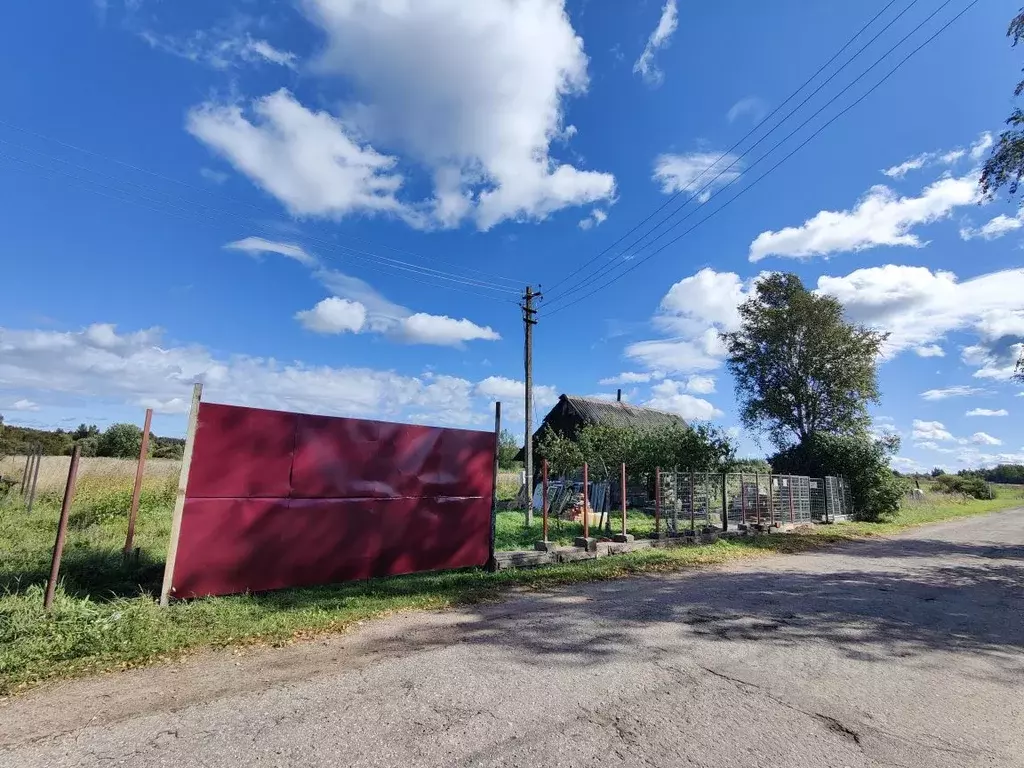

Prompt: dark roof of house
[{"left": 557, "top": 395, "right": 686, "bottom": 430}]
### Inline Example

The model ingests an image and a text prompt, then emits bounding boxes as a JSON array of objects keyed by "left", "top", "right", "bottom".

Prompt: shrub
[
  {"left": 770, "top": 432, "right": 905, "bottom": 522},
  {"left": 933, "top": 473, "right": 995, "bottom": 500},
  {"left": 97, "top": 424, "right": 142, "bottom": 459}
]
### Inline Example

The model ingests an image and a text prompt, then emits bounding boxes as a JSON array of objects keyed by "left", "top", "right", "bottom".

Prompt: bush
[
  {"left": 770, "top": 432, "right": 905, "bottom": 522},
  {"left": 97, "top": 424, "right": 142, "bottom": 459},
  {"left": 933, "top": 473, "right": 995, "bottom": 500},
  {"left": 152, "top": 444, "right": 183, "bottom": 460}
]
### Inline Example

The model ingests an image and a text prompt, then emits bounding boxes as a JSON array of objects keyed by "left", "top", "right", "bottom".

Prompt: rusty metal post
[
  {"left": 582, "top": 462, "right": 589, "bottom": 539},
  {"left": 26, "top": 445, "right": 43, "bottom": 513},
  {"left": 768, "top": 474, "right": 775, "bottom": 527},
  {"left": 755, "top": 472, "right": 762, "bottom": 525},
  {"left": 124, "top": 408, "right": 153, "bottom": 557},
  {"left": 44, "top": 446, "right": 81, "bottom": 610},
  {"left": 739, "top": 473, "right": 746, "bottom": 524},
  {"left": 620, "top": 462, "right": 627, "bottom": 536},
  {"left": 654, "top": 467, "right": 661, "bottom": 535},
  {"left": 487, "top": 402, "right": 501, "bottom": 571},
  {"left": 542, "top": 458, "right": 549, "bottom": 543},
  {"left": 789, "top": 476, "right": 796, "bottom": 523}
]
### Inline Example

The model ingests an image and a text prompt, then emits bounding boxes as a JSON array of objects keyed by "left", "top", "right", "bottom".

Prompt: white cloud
[
  {"left": 966, "top": 408, "right": 1008, "bottom": 417},
  {"left": 749, "top": 174, "right": 980, "bottom": 262},
  {"left": 963, "top": 343, "right": 1024, "bottom": 381},
  {"left": 473, "top": 376, "right": 558, "bottom": 417},
  {"left": 912, "top": 419, "right": 954, "bottom": 442},
  {"left": 684, "top": 375, "right": 716, "bottom": 394},
  {"left": 227, "top": 237, "right": 500, "bottom": 347},
  {"left": 598, "top": 371, "right": 664, "bottom": 385},
  {"left": 816, "top": 265, "right": 1024, "bottom": 361},
  {"left": 633, "top": 0, "right": 678, "bottom": 86},
  {"left": 727, "top": 97, "right": 767, "bottom": 124},
  {"left": 398, "top": 313, "right": 500, "bottom": 346},
  {"left": 959, "top": 213, "right": 1023, "bottom": 241},
  {"left": 892, "top": 456, "right": 928, "bottom": 473},
  {"left": 0, "top": 324, "right": 497, "bottom": 428},
  {"left": 626, "top": 269, "right": 749, "bottom": 374},
  {"left": 298, "top": 0, "right": 615, "bottom": 230},
  {"left": 970, "top": 431, "right": 1002, "bottom": 446},
  {"left": 189, "top": 90, "right": 408, "bottom": 221},
  {"left": 920, "top": 385, "right": 986, "bottom": 401},
  {"left": 970, "top": 132, "right": 993, "bottom": 162},
  {"left": 653, "top": 151, "right": 742, "bottom": 203},
  {"left": 225, "top": 236, "right": 317, "bottom": 266},
  {"left": 882, "top": 153, "right": 934, "bottom": 180},
  {"left": 140, "top": 28, "right": 297, "bottom": 70},
  {"left": 645, "top": 379, "right": 722, "bottom": 420},
  {"left": 578, "top": 209, "right": 608, "bottom": 230},
  {"left": 914, "top": 344, "right": 945, "bottom": 358},
  {"left": 295, "top": 297, "right": 367, "bottom": 335},
  {"left": 199, "top": 167, "right": 228, "bottom": 184},
  {"left": 7, "top": 399, "right": 39, "bottom": 412}
]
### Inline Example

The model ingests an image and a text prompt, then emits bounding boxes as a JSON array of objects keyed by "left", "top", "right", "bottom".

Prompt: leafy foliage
[
  {"left": 497, "top": 429, "right": 520, "bottom": 470},
  {"left": 973, "top": 463, "right": 1024, "bottom": 484},
  {"left": 536, "top": 422, "right": 735, "bottom": 481},
  {"left": 769, "top": 432, "right": 905, "bottom": 522},
  {"left": 721, "top": 273, "right": 887, "bottom": 449},
  {"left": 727, "top": 458, "right": 773, "bottom": 474},
  {"left": 933, "top": 473, "right": 995, "bottom": 500},
  {"left": 96, "top": 423, "right": 143, "bottom": 459}
]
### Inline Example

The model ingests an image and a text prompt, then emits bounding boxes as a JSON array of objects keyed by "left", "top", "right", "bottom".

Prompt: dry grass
[{"left": 0, "top": 456, "right": 181, "bottom": 495}]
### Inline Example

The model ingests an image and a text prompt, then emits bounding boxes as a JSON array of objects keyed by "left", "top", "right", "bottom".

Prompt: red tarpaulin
[{"left": 169, "top": 403, "right": 496, "bottom": 598}]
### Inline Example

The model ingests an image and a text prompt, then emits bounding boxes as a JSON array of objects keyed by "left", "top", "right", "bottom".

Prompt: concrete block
[
  {"left": 556, "top": 548, "right": 598, "bottom": 563},
  {"left": 534, "top": 540, "right": 558, "bottom": 552},
  {"left": 611, "top": 533, "right": 635, "bottom": 543},
  {"left": 574, "top": 537, "right": 598, "bottom": 552},
  {"left": 493, "top": 551, "right": 556, "bottom": 570}
]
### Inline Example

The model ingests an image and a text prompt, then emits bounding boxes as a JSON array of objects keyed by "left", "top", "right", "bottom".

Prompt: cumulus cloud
[
  {"left": 962, "top": 343, "right": 1024, "bottom": 381},
  {"left": 912, "top": 419, "right": 954, "bottom": 442},
  {"left": 914, "top": 345, "right": 945, "bottom": 358},
  {"left": 0, "top": 324, "right": 503, "bottom": 427},
  {"left": 473, "top": 376, "right": 558, "bottom": 419},
  {"left": 749, "top": 174, "right": 981, "bottom": 262},
  {"left": 295, "top": 297, "right": 367, "bottom": 334},
  {"left": 228, "top": 237, "right": 500, "bottom": 347},
  {"left": 633, "top": 0, "right": 678, "bottom": 86},
  {"left": 970, "top": 132, "right": 994, "bottom": 162},
  {"left": 578, "top": 209, "right": 608, "bottom": 230},
  {"left": 626, "top": 269, "right": 748, "bottom": 374},
  {"left": 816, "top": 265, "right": 1024, "bottom": 362},
  {"left": 970, "top": 431, "right": 1002, "bottom": 446},
  {"left": 289, "top": 0, "right": 615, "bottom": 230},
  {"left": 188, "top": 90, "right": 408, "bottom": 221},
  {"left": 653, "top": 151, "right": 742, "bottom": 203},
  {"left": 598, "top": 371, "right": 665, "bottom": 385},
  {"left": 644, "top": 379, "right": 722, "bottom": 420},
  {"left": 7, "top": 399, "right": 39, "bottom": 411},
  {"left": 966, "top": 408, "right": 1009, "bottom": 417},
  {"left": 920, "top": 385, "right": 986, "bottom": 401},
  {"left": 959, "top": 213, "right": 1023, "bottom": 241}
]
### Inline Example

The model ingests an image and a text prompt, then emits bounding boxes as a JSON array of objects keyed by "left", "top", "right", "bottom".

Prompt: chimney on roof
[{"left": 617, "top": 388, "right": 622, "bottom": 402}]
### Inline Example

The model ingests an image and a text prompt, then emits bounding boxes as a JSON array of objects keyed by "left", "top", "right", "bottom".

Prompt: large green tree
[
  {"left": 96, "top": 423, "right": 143, "bottom": 459},
  {"left": 981, "top": 8, "right": 1024, "bottom": 382},
  {"left": 721, "top": 273, "right": 888, "bottom": 449}
]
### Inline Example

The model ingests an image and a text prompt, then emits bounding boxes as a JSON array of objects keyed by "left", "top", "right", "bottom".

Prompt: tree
[
  {"left": 721, "top": 273, "right": 888, "bottom": 449},
  {"left": 497, "top": 429, "right": 520, "bottom": 470},
  {"left": 72, "top": 423, "right": 99, "bottom": 440},
  {"left": 97, "top": 423, "right": 143, "bottom": 458},
  {"left": 981, "top": 9, "right": 1024, "bottom": 381},
  {"left": 930, "top": 467, "right": 945, "bottom": 478}
]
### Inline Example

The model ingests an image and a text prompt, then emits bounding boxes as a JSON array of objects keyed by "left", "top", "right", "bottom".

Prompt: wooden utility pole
[{"left": 522, "top": 285, "right": 541, "bottom": 527}]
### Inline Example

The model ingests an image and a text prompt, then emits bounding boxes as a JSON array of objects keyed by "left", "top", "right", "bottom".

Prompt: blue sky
[{"left": 1, "top": 0, "right": 1021, "bottom": 471}]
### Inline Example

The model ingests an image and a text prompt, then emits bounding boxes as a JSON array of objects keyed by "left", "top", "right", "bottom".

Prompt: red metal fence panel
[{"left": 170, "top": 402, "right": 495, "bottom": 599}]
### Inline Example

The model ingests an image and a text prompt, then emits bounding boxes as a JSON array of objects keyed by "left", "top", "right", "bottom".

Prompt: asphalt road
[{"left": 3, "top": 510, "right": 1023, "bottom": 767}]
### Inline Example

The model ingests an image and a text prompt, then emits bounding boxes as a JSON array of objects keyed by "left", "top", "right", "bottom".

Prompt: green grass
[{"left": 1, "top": 481, "right": 1021, "bottom": 697}]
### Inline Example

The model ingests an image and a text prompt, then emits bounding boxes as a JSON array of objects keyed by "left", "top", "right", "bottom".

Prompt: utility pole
[{"left": 522, "top": 285, "right": 541, "bottom": 527}]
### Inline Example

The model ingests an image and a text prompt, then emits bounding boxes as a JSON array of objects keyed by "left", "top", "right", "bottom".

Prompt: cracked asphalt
[{"left": 2, "top": 509, "right": 1023, "bottom": 767}]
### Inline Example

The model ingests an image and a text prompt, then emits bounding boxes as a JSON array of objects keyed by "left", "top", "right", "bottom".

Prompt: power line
[
  {"left": 0, "top": 143, "right": 522, "bottom": 301},
  {"left": 0, "top": 118, "right": 525, "bottom": 288},
  {"left": 543, "top": 0, "right": 908, "bottom": 298},
  {"left": 544, "top": 0, "right": 979, "bottom": 318}
]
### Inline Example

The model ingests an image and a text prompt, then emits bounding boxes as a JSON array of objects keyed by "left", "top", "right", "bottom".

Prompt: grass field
[
  {"left": 1, "top": 472, "right": 1022, "bottom": 697},
  {"left": 0, "top": 455, "right": 181, "bottom": 495}
]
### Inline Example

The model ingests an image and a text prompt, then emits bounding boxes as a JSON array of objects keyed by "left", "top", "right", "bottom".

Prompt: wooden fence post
[
  {"left": 44, "top": 446, "right": 81, "bottom": 610},
  {"left": 124, "top": 408, "right": 153, "bottom": 558},
  {"left": 160, "top": 383, "right": 202, "bottom": 607},
  {"left": 20, "top": 448, "right": 33, "bottom": 496},
  {"left": 26, "top": 445, "right": 43, "bottom": 513}
]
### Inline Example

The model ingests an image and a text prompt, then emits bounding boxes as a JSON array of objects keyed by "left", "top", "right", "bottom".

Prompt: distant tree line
[{"left": 0, "top": 417, "right": 184, "bottom": 460}]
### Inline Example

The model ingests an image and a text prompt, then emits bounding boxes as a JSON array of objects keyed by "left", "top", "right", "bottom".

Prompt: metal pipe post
[
  {"left": 620, "top": 462, "right": 627, "bottom": 536},
  {"left": 26, "top": 446, "right": 43, "bottom": 513},
  {"left": 654, "top": 467, "right": 661, "bottom": 535},
  {"left": 124, "top": 408, "right": 153, "bottom": 557},
  {"left": 768, "top": 474, "right": 775, "bottom": 527},
  {"left": 739, "top": 473, "right": 746, "bottom": 524},
  {"left": 542, "top": 459, "right": 549, "bottom": 543},
  {"left": 689, "top": 472, "right": 695, "bottom": 531},
  {"left": 721, "top": 472, "right": 728, "bottom": 532},
  {"left": 44, "top": 446, "right": 81, "bottom": 610},
  {"left": 582, "top": 462, "right": 589, "bottom": 539},
  {"left": 754, "top": 473, "right": 761, "bottom": 525},
  {"left": 789, "top": 476, "right": 796, "bottom": 523}
]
